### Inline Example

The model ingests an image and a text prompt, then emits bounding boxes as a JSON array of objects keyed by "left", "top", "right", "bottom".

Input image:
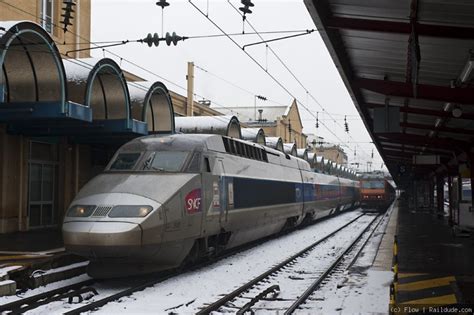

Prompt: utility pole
[{"left": 186, "top": 61, "right": 194, "bottom": 116}]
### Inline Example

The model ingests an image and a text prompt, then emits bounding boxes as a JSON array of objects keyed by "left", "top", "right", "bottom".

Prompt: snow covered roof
[
  {"left": 0, "top": 21, "right": 66, "bottom": 103},
  {"left": 241, "top": 127, "right": 266, "bottom": 145},
  {"left": 212, "top": 105, "right": 289, "bottom": 123},
  {"left": 128, "top": 81, "right": 175, "bottom": 133},
  {"left": 296, "top": 148, "right": 308, "bottom": 161},
  {"left": 265, "top": 137, "right": 284, "bottom": 152},
  {"left": 63, "top": 58, "right": 131, "bottom": 120},
  {"left": 175, "top": 115, "right": 241, "bottom": 138},
  {"left": 307, "top": 152, "right": 317, "bottom": 168},
  {"left": 283, "top": 143, "right": 297, "bottom": 156}
]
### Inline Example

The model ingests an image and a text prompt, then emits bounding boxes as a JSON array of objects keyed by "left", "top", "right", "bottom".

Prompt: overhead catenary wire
[
  {"left": 0, "top": 1, "right": 255, "bottom": 130},
  {"left": 226, "top": 0, "right": 375, "bottom": 162},
  {"left": 1, "top": 0, "right": 383, "bottom": 168},
  {"left": 189, "top": 0, "right": 365, "bottom": 158}
]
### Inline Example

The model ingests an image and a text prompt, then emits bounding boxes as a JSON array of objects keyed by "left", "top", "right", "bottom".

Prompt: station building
[
  {"left": 306, "top": 134, "right": 348, "bottom": 166},
  {"left": 0, "top": 1, "right": 222, "bottom": 234},
  {"left": 214, "top": 99, "right": 307, "bottom": 149}
]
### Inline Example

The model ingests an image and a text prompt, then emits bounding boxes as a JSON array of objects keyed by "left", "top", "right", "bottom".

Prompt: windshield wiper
[{"left": 150, "top": 166, "right": 165, "bottom": 172}]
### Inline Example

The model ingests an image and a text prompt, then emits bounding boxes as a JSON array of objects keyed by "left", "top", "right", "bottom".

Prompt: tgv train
[{"left": 62, "top": 134, "right": 360, "bottom": 277}]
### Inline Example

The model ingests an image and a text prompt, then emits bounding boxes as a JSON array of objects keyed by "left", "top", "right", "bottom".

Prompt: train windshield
[
  {"left": 109, "top": 153, "right": 141, "bottom": 170},
  {"left": 142, "top": 151, "right": 189, "bottom": 172},
  {"left": 361, "top": 180, "right": 385, "bottom": 189}
]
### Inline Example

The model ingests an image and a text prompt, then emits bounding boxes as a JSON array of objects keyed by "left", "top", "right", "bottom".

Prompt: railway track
[
  {"left": 0, "top": 211, "right": 377, "bottom": 314},
  {"left": 0, "top": 279, "right": 96, "bottom": 314},
  {"left": 196, "top": 213, "right": 383, "bottom": 314}
]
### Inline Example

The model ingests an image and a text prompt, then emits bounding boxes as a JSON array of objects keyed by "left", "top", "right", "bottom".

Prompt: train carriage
[
  {"left": 63, "top": 134, "right": 360, "bottom": 277},
  {"left": 359, "top": 173, "right": 395, "bottom": 211}
]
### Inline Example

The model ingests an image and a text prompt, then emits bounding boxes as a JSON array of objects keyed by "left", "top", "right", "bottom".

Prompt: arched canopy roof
[
  {"left": 265, "top": 137, "right": 284, "bottom": 153},
  {"left": 128, "top": 81, "right": 175, "bottom": 134},
  {"left": 296, "top": 148, "right": 308, "bottom": 161},
  {"left": 241, "top": 127, "right": 265, "bottom": 145},
  {"left": 325, "top": 160, "right": 334, "bottom": 173},
  {"left": 63, "top": 57, "right": 131, "bottom": 121},
  {"left": 0, "top": 21, "right": 66, "bottom": 104},
  {"left": 283, "top": 143, "right": 297, "bottom": 156},
  {"left": 316, "top": 156, "right": 325, "bottom": 172},
  {"left": 175, "top": 115, "right": 241, "bottom": 138},
  {"left": 307, "top": 152, "right": 317, "bottom": 169}
]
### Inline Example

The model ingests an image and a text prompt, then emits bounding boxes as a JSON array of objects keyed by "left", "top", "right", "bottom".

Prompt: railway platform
[
  {"left": 0, "top": 229, "right": 85, "bottom": 296},
  {"left": 381, "top": 199, "right": 474, "bottom": 307}
]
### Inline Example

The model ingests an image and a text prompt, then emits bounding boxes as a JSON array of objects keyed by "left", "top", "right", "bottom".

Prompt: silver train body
[{"left": 63, "top": 134, "right": 360, "bottom": 277}]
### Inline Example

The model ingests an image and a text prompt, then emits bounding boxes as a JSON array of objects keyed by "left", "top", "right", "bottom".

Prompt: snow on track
[{"left": 89, "top": 210, "right": 364, "bottom": 314}]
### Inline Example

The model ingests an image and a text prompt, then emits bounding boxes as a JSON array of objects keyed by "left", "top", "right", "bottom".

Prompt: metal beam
[
  {"left": 326, "top": 16, "right": 474, "bottom": 40},
  {"left": 354, "top": 78, "right": 474, "bottom": 104},
  {"left": 400, "top": 122, "right": 474, "bottom": 135},
  {"left": 376, "top": 133, "right": 470, "bottom": 151},
  {"left": 380, "top": 143, "right": 453, "bottom": 155},
  {"left": 365, "top": 103, "right": 474, "bottom": 120}
]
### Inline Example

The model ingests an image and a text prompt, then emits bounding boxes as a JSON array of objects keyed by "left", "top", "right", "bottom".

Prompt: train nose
[
  {"left": 63, "top": 221, "right": 143, "bottom": 257},
  {"left": 63, "top": 221, "right": 142, "bottom": 246}
]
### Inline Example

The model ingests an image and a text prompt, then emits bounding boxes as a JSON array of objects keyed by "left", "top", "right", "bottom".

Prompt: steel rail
[
  {"left": 284, "top": 214, "right": 381, "bottom": 314},
  {"left": 196, "top": 213, "right": 366, "bottom": 314},
  {"left": 0, "top": 279, "right": 96, "bottom": 314}
]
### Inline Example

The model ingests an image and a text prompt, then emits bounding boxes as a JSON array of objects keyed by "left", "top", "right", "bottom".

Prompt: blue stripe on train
[{"left": 220, "top": 176, "right": 356, "bottom": 210}]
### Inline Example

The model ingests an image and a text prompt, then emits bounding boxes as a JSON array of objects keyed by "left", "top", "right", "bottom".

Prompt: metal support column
[
  {"left": 448, "top": 176, "right": 453, "bottom": 226},
  {"left": 436, "top": 175, "right": 444, "bottom": 218}
]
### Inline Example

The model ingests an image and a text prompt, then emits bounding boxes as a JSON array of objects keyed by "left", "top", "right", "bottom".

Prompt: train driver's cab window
[
  {"left": 143, "top": 151, "right": 189, "bottom": 172},
  {"left": 110, "top": 153, "right": 141, "bottom": 170},
  {"left": 361, "top": 181, "right": 385, "bottom": 189}
]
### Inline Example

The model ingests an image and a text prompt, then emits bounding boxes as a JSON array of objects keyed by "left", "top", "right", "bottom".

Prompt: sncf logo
[{"left": 185, "top": 189, "right": 202, "bottom": 214}]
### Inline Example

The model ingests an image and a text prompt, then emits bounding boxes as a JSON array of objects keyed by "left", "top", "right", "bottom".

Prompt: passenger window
[{"left": 204, "top": 157, "right": 211, "bottom": 172}]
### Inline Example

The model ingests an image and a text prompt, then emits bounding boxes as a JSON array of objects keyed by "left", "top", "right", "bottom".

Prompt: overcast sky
[{"left": 91, "top": 0, "right": 387, "bottom": 172}]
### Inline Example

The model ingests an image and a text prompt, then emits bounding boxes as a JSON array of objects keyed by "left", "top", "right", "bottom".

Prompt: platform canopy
[
  {"left": 175, "top": 115, "right": 241, "bottom": 138},
  {"left": 283, "top": 143, "right": 297, "bottom": 156},
  {"left": 305, "top": 0, "right": 474, "bottom": 186},
  {"left": 62, "top": 57, "right": 146, "bottom": 138},
  {"left": 265, "top": 136, "right": 284, "bottom": 153},
  {"left": 296, "top": 148, "right": 309, "bottom": 162},
  {"left": 316, "top": 156, "right": 325, "bottom": 173},
  {"left": 0, "top": 21, "right": 91, "bottom": 125},
  {"left": 241, "top": 127, "right": 266, "bottom": 145},
  {"left": 307, "top": 152, "right": 317, "bottom": 169},
  {"left": 128, "top": 81, "right": 175, "bottom": 134}
]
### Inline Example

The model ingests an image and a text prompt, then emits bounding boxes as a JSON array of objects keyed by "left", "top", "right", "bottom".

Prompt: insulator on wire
[
  {"left": 344, "top": 115, "right": 349, "bottom": 133},
  {"left": 371, "top": 149, "right": 374, "bottom": 159},
  {"left": 156, "top": 0, "right": 170, "bottom": 8},
  {"left": 239, "top": 0, "right": 254, "bottom": 20},
  {"left": 315, "top": 112, "right": 319, "bottom": 129},
  {"left": 143, "top": 33, "right": 160, "bottom": 47},
  {"left": 165, "top": 32, "right": 185, "bottom": 46},
  {"left": 61, "top": 0, "right": 76, "bottom": 33}
]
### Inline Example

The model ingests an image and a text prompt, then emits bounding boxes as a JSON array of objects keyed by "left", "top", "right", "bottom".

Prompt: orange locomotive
[{"left": 359, "top": 173, "right": 395, "bottom": 211}]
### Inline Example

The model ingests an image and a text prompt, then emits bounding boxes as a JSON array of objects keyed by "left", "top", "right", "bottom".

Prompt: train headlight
[
  {"left": 108, "top": 205, "right": 153, "bottom": 218},
  {"left": 67, "top": 205, "right": 95, "bottom": 217}
]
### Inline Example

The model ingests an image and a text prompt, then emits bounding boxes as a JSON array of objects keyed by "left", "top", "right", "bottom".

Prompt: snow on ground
[
  {"left": 86, "top": 210, "right": 364, "bottom": 314},
  {"left": 1, "top": 208, "right": 395, "bottom": 314},
  {"left": 311, "top": 269, "right": 393, "bottom": 315},
  {"left": 0, "top": 273, "right": 91, "bottom": 305},
  {"left": 0, "top": 265, "right": 22, "bottom": 279},
  {"left": 306, "top": 207, "right": 395, "bottom": 315}
]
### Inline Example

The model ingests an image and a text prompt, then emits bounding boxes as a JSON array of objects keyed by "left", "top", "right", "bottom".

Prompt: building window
[{"left": 40, "top": 0, "right": 54, "bottom": 33}]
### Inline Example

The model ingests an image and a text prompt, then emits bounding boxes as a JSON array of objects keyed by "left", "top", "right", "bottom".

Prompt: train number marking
[{"left": 185, "top": 189, "right": 202, "bottom": 214}]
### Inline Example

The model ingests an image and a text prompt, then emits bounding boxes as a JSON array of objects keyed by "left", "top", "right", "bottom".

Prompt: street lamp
[{"left": 254, "top": 95, "right": 267, "bottom": 120}]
